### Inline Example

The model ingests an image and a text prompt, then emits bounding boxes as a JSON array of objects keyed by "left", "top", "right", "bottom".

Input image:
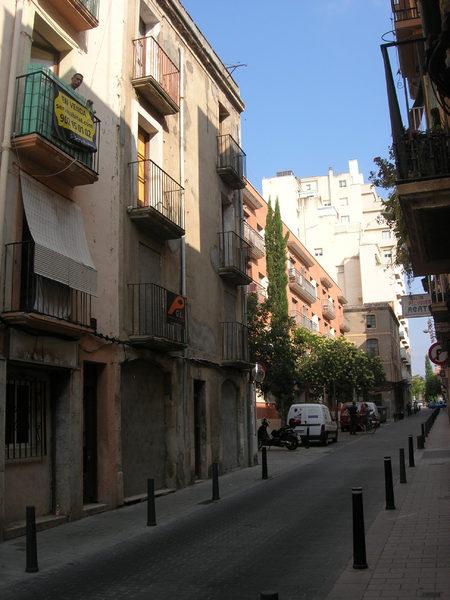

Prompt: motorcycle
[{"left": 258, "top": 423, "right": 299, "bottom": 451}]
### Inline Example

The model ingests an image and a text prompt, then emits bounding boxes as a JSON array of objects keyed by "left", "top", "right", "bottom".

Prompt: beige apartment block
[
  {"left": 0, "top": 0, "right": 253, "bottom": 541},
  {"left": 262, "top": 161, "right": 412, "bottom": 413}
]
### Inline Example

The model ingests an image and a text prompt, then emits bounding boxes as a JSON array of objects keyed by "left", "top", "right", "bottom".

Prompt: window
[
  {"left": 382, "top": 229, "right": 391, "bottom": 240},
  {"left": 339, "top": 180, "right": 347, "bottom": 188},
  {"left": 341, "top": 215, "right": 350, "bottom": 224},
  {"left": 305, "top": 183, "right": 311, "bottom": 191},
  {"left": 322, "top": 198, "right": 331, "bottom": 207},
  {"left": 366, "top": 314, "right": 376, "bottom": 329},
  {"left": 314, "top": 248, "right": 323, "bottom": 257},
  {"left": 336, "top": 265, "right": 344, "bottom": 274},
  {"left": 5, "top": 376, "right": 47, "bottom": 459},
  {"left": 340, "top": 197, "right": 349, "bottom": 206},
  {"left": 384, "top": 251, "right": 392, "bottom": 260},
  {"left": 366, "top": 338, "right": 379, "bottom": 357}
]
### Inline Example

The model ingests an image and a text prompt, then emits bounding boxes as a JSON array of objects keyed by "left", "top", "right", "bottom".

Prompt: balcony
[
  {"left": 221, "top": 322, "right": 251, "bottom": 369},
  {"left": 381, "top": 38, "right": 450, "bottom": 274},
  {"left": 218, "top": 231, "right": 251, "bottom": 286},
  {"left": 340, "top": 320, "right": 350, "bottom": 333},
  {"left": 400, "top": 347, "right": 411, "bottom": 364},
  {"left": 128, "top": 159, "right": 184, "bottom": 240},
  {"left": 46, "top": 0, "right": 99, "bottom": 31},
  {"left": 2, "top": 242, "right": 93, "bottom": 338},
  {"left": 322, "top": 300, "right": 336, "bottom": 321},
  {"left": 288, "top": 268, "right": 317, "bottom": 304},
  {"left": 217, "top": 135, "right": 246, "bottom": 190},
  {"left": 246, "top": 282, "right": 267, "bottom": 304},
  {"left": 290, "top": 311, "right": 318, "bottom": 332},
  {"left": 428, "top": 274, "right": 450, "bottom": 323},
  {"left": 131, "top": 36, "right": 180, "bottom": 115},
  {"left": 12, "top": 68, "right": 100, "bottom": 187},
  {"left": 243, "top": 221, "right": 265, "bottom": 260},
  {"left": 128, "top": 282, "right": 187, "bottom": 351},
  {"left": 391, "top": 0, "right": 420, "bottom": 23}
]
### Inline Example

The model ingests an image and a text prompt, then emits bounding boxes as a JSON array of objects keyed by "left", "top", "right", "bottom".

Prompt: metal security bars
[
  {"left": 3, "top": 242, "right": 92, "bottom": 327},
  {"left": 221, "top": 322, "right": 249, "bottom": 364},
  {"left": 128, "top": 282, "right": 187, "bottom": 345},
  {"left": 381, "top": 38, "right": 450, "bottom": 182},
  {"left": 218, "top": 231, "right": 250, "bottom": 278},
  {"left": 5, "top": 376, "right": 47, "bottom": 460},
  {"left": 217, "top": 135, "right": 246, "bottom": 188},
  {"left": 132, "top": 36, "right": 180, "bottom": 108},
  {"left": 13, "top": 68, "right": 100, "bottom": 173},
  {"left": 391, "top": 0, "right": 420, "bottom": 21},
  {"left": 130, "top": 158, "right": 184, "bottom": 229}
]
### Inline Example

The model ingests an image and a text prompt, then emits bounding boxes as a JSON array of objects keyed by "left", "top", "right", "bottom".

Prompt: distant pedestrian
[
  {"left": 348, "top": 401, "right": 358, "bottom": 435},
  {"left": 406, "top": 402, "right": 412, "bottom": 417}
]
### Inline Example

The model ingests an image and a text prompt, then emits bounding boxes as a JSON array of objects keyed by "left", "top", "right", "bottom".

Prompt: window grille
[{"left": 5, "top": 376, "right": 47, "bottom": 459}]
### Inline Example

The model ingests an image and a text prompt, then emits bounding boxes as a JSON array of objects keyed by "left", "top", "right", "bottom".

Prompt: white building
[{"left": 262, "top": 160, "right": 412, "bottom": 411}]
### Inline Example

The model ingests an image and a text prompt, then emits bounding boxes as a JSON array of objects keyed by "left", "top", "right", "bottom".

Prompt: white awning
[{"left": 20, "top": 173, "right": 97, "bottom": 295}]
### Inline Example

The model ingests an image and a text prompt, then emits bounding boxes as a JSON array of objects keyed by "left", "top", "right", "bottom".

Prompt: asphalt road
[{"left": 3, "top": 412, "right": 430, "bottom": 600}]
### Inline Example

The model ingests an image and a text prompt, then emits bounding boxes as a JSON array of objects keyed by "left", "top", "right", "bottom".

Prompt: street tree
[
  {"left": 411, "top": 374, "right": 425, "bottom": 402},
  {"left": 424, "top": 355, "right": 441, "bottom": 402}
]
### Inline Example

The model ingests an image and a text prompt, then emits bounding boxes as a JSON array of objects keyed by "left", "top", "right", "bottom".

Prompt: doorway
[
  {"left": 83, "top": 363, "right": 98, "bottom": 504},
  {"left": 193, "top": 380, "right": 206, "bottom": 479}
]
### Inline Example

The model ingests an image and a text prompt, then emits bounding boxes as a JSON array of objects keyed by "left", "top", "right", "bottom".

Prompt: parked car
[
  {"left": 340, "top": 402, "right": 379, "bottom": 431},
  {"left": 287, "top": 403, "right": 338, "bottom": 445}
]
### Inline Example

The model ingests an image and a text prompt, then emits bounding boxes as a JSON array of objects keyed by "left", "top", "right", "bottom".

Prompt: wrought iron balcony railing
[
  {"left": 128, "top": 158, "right": 184, "bottom": 236},
  {"left": 322, "top": 300, "right": 336, "bottom": 321},
  {"left": 218, "top": 231, "right": 251, "bottom": 285},
  {"left": 217, "top": 135, "right": 246, "bottom": 189},
  {"left": 221, "top": 321, "right": 249, "bottom": 366},
  {"left": 242, "top": 221, "right": 265, "bottom": 258},
  {"left": 132, "top": 36, "right": 180, "bottom": 113},
  {"left": 3, "top": 241, "right": 92, "bottom": 328},
  {"left": 128, "top": 282, "right": 186, "bottom": 348},
  {"left": 13, "top": 68, "right": 100, "bottom": 175},
  {"left": 288, "top": 267, "right": 317, "bottom": 303},
  {"left": 290, "top": 310, "right": 318, "bottom": 332},
  {"left": 246, "top": 281, "right": 268, "bottom": 303}
]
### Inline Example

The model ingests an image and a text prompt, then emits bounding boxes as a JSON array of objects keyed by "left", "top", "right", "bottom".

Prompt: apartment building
[
  {"left": 243, "top": 182, "right": 347, "bottom": 424},
  {"left": 382, "top": 0, "right": 450, "bottom": 397},
  {"left": 0, "top": 0, "right": 252, "bottom": 540},
  {"left": 262, "top": 161, "right": 411, "bottom": 414}
]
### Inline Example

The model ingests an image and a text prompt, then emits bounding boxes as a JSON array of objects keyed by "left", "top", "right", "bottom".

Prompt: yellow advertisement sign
[{"left": 53, "top": 87, "right": 97, "bottom": 152}]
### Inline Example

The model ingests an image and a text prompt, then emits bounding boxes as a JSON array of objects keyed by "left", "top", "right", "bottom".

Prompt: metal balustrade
[
  {"left": 391, "top": 0, "right": 419, "bottom": 21},
  {"left": 243, "top": 221, "right": 265, "bottom": 258},
  {"left": 322, "top": 300, "right": 336, "bottom": 321},
  {"left": 218, "top": 231, "right": 251, "bottom": 285},
  {"left": 246, "top": 281, "right": 268, "bottom": 303},
  {"left": 290, "top": 310, "right": 318, "bottom": 332},
  {"left": 129, "top": 158, "right": 184, "bottom": 233},
  {"left": 3, "top": 241, "right": 92, "bottom": 327},
  {"left": 221, "top": 321, "right": 249, "bottom": 365},
  {"left": 217, "top": 135, "right": 246, "bottom": 188},
  {"left": 128, "top": 282, "right": 186, "bottom": 347},
  {"left": 132, "top": 36, "right": 180, "bottom": 112},
  {"left": 13, "top": 68, "right": 100, "bottom": 174},
  {"left": 288, "top": 267, "right": 317, "bottom": 303}
]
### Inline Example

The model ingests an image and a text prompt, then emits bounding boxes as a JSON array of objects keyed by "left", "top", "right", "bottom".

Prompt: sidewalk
[
  {"left": 327, "top": 409, "right": 450, "bottom": 600},
  {"left": 0, "top": 432, "right": 349, "bottom": 591}
]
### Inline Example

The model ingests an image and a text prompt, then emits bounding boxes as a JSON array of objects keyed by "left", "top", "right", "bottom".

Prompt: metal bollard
[
  {"left": 147, "top": 478, "right": 156, "bottom": 526},
  {"left": 384, "top": 457, "right": 396, "bottom": 510},
  {"left": 408, "top": 435, "right": 415, "bottom": 467},
  {"left": 25, "top": 506, "right": 39, "bottom": 573},
  {"left": 417, "top": 434, "right": 424, "bottom": 450},
  {"left": 260, "top": 593, "right": 279, "bottom": 599},
  {"left": 421, "top": 423, "right": 425, "bottom": 439},
  {"left": 399, "top": 448, "right": 407, "bottom": 484},
  {"left": 352, "top": 487, "right": 368, "bottom": 569},
  {"left": 262, "top": 446, "right": 268, "bottom": 480},
  {"left": 212, "top": 462, "right": 220, "bottom": 501}
]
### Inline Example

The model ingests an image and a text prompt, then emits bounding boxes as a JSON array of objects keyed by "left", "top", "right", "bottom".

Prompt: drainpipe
[
  {"left": 178, "top": 45, "right": 190, "bottom": 482},
  {"left": 0, "top": 0, "right": 24, "bottom": 310}
]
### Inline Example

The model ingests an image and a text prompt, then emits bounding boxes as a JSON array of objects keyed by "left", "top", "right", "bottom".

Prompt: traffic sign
[{"left": 428, "top": 342, "right": 448, "bottom": 366}]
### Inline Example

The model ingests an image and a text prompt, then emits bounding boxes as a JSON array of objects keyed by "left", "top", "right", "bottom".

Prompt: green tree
[
  {"left": 411, "top": 374, "right": 425, "bottom": 401},
  {"left": 369, "top": 152, "right": 412, "bottom": 276},
  {"left": 424, "top": 355, "right": 441, "bottom": 402},
  {"left": 247, "top": 198, "right": 296, "bottom": 420}
]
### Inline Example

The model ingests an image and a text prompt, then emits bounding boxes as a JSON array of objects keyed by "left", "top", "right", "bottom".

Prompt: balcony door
[
  {"left": 137, "top": 128, "right": 150, "bottom": 207},
  {"left": 138, "top": 244, "right": 161, "bottom": 336},
  {"left": 31, "top": 30, "right": 60, "bottom": 74}
]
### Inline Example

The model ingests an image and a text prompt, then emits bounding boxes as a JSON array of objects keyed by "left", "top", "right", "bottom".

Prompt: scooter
[{"left": 258, "top": 424, "right": 299, "bottom": 451}]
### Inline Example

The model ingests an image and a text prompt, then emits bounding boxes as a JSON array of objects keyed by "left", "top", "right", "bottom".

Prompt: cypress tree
[{"left": 265, "top": 198, "right": 289, "bottom": 322}]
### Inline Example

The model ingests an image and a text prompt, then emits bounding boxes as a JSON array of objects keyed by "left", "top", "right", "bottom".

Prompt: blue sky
[{"left": 181, "top": 0, "right": 430, "bottom": 375}]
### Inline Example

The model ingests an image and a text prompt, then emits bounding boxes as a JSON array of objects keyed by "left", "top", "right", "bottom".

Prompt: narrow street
[{"left": 1, "top": 412, "right": 430, "bottom": 600}]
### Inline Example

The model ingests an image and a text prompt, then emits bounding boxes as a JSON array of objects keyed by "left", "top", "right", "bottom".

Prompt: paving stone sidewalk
[{"left": 327, "top": 409, "right": 450, "bottom": 600}]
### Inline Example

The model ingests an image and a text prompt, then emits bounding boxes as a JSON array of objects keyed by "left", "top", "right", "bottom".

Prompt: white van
[{"left": 287, "top": 403, "right": 338, "bottom": 445}]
